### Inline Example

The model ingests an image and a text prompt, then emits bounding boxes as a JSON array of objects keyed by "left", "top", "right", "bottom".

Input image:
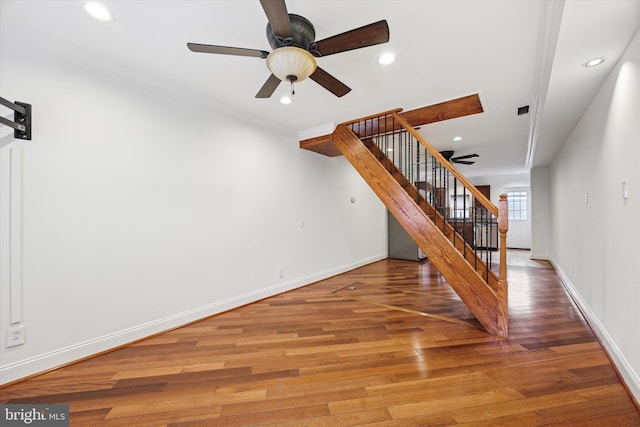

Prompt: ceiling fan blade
[
  {"left": 450, "top": 153, "right": 479, "bottom": 161},
  {"left": 453, "top": 160, "right": 476, "bottom": 165},
  {"left": 314, "top": 20, "right": 389, "bottom": 57},
  {"left": 259, "top": 0, "right": 292, "bottom": 37},
  {"left": 255, "top": 74, "right": 281, "bottom": 98},
  {"left": 309, "top": 67, "right": 351, "bottom": 97},
  {"left": 187, "top": 43, "right": 268, "bottom": 58}
]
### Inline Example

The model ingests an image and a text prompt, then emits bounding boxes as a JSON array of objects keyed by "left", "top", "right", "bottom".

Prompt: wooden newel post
[{"left": 497, "top": 194, "right": 509, "bottom": 338}]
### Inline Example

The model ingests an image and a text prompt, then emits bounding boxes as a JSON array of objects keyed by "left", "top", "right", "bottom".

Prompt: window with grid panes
[{"left": 507, "top": 191, "right": 527, "bottom": 220}]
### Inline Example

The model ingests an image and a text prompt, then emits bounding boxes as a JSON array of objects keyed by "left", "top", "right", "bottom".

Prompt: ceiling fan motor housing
[
  {"left": 440, "top": 150, "right": 455, "bottom": 161},
  {"left": 267, "top": 14, "right": 317, "bottom": 54}
]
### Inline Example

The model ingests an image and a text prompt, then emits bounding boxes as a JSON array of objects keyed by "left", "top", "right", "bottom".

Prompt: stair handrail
[
  {"left": 342, "top": 108, "right": 404, "bottom": 125},
  {"left": 389, "top": 111, "right": 498, "bottom": 217}
]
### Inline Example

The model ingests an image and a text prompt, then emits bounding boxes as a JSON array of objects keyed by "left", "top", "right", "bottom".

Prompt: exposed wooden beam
[
  {"left": 297, "top": 134, "right": 342, "bottom": 157},
  {"left": 300, "top": 94, "right": 483, "bottom": 157}
]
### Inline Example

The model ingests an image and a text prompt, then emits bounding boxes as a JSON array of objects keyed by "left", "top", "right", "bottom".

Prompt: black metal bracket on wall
[{"left": 0, "top": 96, "right": 32, "bottom": 140}]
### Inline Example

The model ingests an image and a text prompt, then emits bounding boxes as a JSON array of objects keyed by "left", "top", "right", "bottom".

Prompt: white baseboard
[
  {"left": 550, "top": 259, "right": 640, "bottom": 404},
  {"left": 529, "top": 252, "right": 549, "bottom": 260},
  {"left": 0, "top": 253, "right": 386, "bottom": 385}
]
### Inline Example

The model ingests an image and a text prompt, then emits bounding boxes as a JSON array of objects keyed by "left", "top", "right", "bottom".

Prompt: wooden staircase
[{"left": 331, "top": 110, "right": 509, "bottom": 337}]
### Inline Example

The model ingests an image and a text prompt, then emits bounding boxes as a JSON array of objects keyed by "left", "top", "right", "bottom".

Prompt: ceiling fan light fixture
[{"left": 266, "top": 47, "right": 317, "bottom": 83}]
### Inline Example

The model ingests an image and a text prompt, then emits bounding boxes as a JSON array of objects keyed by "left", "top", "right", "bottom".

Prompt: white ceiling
[{"left": 1, "top": 0, "right": 639, "bottom": 177}]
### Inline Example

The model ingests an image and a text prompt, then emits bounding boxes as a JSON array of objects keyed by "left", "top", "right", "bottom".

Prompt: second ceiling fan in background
[
  {"left": 187, "top": 0, "right": 390, "bottom": 98},
  {"left": 440, "top": 150, "right": 479, "bottom": 165}
]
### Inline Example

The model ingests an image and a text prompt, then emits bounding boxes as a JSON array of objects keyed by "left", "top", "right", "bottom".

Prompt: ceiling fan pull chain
[{"left": 286, "top": 74, "right": 297, "bottom": 96}]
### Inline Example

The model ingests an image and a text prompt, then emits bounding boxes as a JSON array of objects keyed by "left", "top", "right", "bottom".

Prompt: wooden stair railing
[
  {"left": 300, "top": 94, "right": 484, "bottom": 157},
  {"left": 332, "top": 110, "right": 509, "bottom": 337},
  {"left": 362, "top": 138, "right": 499, "bottom": 290}
]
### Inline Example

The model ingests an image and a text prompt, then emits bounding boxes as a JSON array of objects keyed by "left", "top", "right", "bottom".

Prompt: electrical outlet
[
  {"left": 6, "top": 324, "right": 26, "bottom": 348},
  {"left": 278, "top": 268, "right": 285, "bottom": 278}
]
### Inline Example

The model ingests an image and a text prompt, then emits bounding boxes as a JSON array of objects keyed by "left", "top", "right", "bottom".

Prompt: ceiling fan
[
  {"left": 187, "top": 0, "right": 389, "bottom": 99},
  {"left": 440, "top": 150, "right": 479, "bottom": 165}
]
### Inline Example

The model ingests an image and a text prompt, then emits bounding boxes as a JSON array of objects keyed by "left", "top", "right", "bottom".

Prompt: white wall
[
  {"left": 549, "top": 28, "right": 640, "bottom": 401},
  {"left": 0, "top": 40, "right": 386, "bottom": 384},
  {"left": 530, "top": 166, "right": 550, "bottom": 259}
]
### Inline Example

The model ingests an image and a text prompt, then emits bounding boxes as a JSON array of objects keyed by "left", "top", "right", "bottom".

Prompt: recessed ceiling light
[
  {"left": 453, "top": 136, "right": 463, "bottom": 142},
  {"left": 378, "top": 52, "right": 395, "bottom": 66},
  {"left": 280, "top": 96, "right": 292, "bottom": 105},
  {"left": 583, "top": 57, "right": 606, "bottom": 68},
  {"left": 84, "top": 2, "right": 114, "bottom": 22}
]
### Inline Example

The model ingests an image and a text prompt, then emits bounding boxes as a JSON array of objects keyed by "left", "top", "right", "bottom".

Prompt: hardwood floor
[{"left": 2, "top": 253, "right": 639, "bottom": 426}]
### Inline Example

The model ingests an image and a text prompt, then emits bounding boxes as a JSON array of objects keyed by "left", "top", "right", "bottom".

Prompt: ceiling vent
[{"left": 517, "top": 105, "right": 530, "bottom": 115}]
